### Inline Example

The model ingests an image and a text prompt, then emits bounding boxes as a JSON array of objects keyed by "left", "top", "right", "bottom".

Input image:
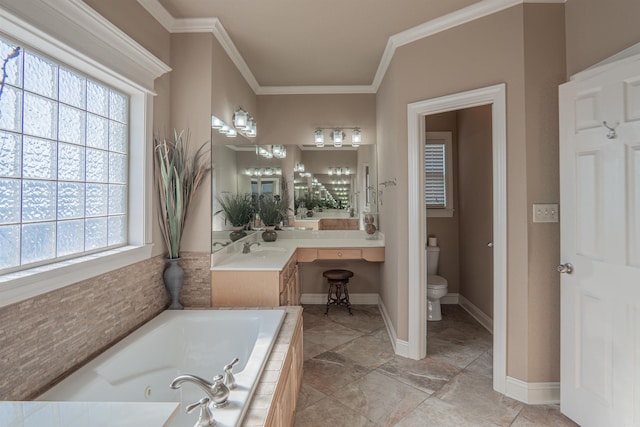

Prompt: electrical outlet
[{"left": 533, "top": 203, "right": 559, "bottom": 223}]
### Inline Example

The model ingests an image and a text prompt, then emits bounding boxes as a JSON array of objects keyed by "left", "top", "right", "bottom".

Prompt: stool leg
[
  {"left": 344, "top": 281, "right": 352, "bottom": 315},
  {"left": 325, "top": 282, "right": 332, "bottom": 315}
]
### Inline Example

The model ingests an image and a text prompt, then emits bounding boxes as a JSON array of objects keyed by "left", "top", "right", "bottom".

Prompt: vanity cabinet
[
  {"left": 279, "top": 253, "right": 300, "bottom": 306},
  {"left": 265, "top": 312, "right": 303, "bottom": 427},
  {"left": 211, "top": 253, "right": 300, "bottom": 307}
]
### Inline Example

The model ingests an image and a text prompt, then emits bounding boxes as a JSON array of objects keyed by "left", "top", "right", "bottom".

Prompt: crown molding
[
  {"left": 256, "top": 85, "right": 377, "bottom": 95},
  {"left": 137, "top": 0, "right": 565, "bottom": 95}
]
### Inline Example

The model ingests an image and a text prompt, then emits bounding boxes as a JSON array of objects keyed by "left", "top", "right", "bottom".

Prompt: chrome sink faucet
[
  {"left": 212, "top": 241, "right": 231, "bottom": 248},
  {"left": 170, "top": 374, "right": 230, "bottom": 408},
  {"left": 242, "top": 242, "right": 260, "bottom": 254}
]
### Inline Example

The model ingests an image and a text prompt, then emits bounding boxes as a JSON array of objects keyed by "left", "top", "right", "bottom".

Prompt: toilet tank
[{"left": 426, "top": 246, "right": 440, "bottom": 275}]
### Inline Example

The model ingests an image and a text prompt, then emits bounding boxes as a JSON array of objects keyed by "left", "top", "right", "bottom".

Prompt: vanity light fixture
[
  {"left": 328, "top": 167, "right": 350, "bottom": 176},
  {"left": 226, "top": 128, "right": 237, "bottom": 138},
  {"left": 313, "top": 127, "right": 362, "bottom": 147},
  {"left": 294, "top": 163, "right": 305, "bottom": 173},
  {"left": 233, "top": 108, "right": 249, "bottom": 128},
  {"left": 314, "top": 129, "right": 324, "bottom": 147}
]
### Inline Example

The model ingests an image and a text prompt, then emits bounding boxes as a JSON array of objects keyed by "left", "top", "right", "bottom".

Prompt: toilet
[{"left": 427, "top": 245, "right": 448, "bottom": 321}]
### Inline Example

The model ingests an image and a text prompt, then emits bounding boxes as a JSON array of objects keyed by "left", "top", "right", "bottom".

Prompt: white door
[{"left": 559, "top": 57, "right": 640, "bottom": 426}]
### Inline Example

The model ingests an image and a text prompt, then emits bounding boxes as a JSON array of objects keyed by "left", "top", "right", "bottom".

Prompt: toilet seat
[{"left": 427, "top": 275, "right": 448, "bottom": 289}]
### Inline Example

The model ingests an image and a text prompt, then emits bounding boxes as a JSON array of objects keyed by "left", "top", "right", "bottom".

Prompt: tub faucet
[
  {"left": 223, "top": 358, "right": 239, "bottom": 390},
  {"left": 170, "top": 374, "right": 230, "bottom": 408},
  {"left": 242, "top": 242, "right": 260, "bottom": 254}
]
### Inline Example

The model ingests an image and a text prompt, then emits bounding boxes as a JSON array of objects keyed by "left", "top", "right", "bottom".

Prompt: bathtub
[{"left": 39, "top": 309, "right": 286, "bottom": 427}]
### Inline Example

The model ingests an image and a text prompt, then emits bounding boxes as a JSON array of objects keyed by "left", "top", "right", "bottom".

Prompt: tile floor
[{"left": 294, "top": 304, "right": 578, "bottom": 427}]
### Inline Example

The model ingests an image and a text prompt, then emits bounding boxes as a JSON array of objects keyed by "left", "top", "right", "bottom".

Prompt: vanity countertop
[
  {"left": 0, "top": 401, "right": 179, "bottom": 426},
  {"left": 211, "top": 230, "right": 384, "bottom": 271}
]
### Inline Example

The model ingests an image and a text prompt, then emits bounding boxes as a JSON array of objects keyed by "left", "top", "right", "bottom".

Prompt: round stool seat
[{"left": 322, "top": 269, "right": 354, "bottom": 281}]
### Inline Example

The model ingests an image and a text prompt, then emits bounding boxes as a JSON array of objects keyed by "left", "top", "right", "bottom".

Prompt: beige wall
[
  {"left": 457, "top": 105, "right": 493, "bottom": 317},
  {"left": 426, "top": 111, "right": 460, "bottom": 294},
  {"left": 170, "top": 33, "right": 258, "bottom": 252},
  {"left": 257, "top": 94, "right": 376, "bottom": 147},
  {"left": 565, "top": 0, "right": 640, "bottom": 76},
  {"left": 376, "top": 4, "right": 566, "bottom": 383}
]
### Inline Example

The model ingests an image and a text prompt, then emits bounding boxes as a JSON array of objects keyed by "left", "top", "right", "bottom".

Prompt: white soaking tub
[{"left": 39, "top": 309, "right": 286, "bottom": 427}]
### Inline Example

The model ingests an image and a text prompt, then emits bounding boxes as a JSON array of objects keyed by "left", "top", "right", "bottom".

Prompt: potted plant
[
  {"left": 303, "top": 193, "right": 317, "bottom": 217},
  {"left": 154, "top": 130, "right": 211, "bottom": 309},
  {"left": 259, "top": 195, "right": 287, "bottom": 241},
  {"left": 215, "top": 193, "right": 255, "bottom": 241}
]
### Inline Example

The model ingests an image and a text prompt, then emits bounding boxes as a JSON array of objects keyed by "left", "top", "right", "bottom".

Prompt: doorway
[{"left": 406, "top": 84, "right": 507, "bottom": 395}]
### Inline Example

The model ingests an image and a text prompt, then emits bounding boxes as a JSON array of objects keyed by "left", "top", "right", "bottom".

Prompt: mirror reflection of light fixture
[
  {"left": 211, "top": 115, "right": 224, "bottom": 129},
  {"left": 328, "top": 167, "right": 351, "bottom": 176},
  {"left": 226, "top": 128, "right": 237, "bottom": 138},
  {"left": 272, "top": 145, "right": 287, "bottom": 159},
  {"left": 352, "top": 128, "right": 361, "bottom": 147},
  {"left": 313, "top": 127, "right": 362, "bottom": 147},
  {"left": 294, "top": 163, "right": 305, "bottom": 173},
  {"left": 332, "top": 129, "right": 344, "bottom": 147},
  {"left": 245, "top": 167, "right": 282, "bottom": 177},
  {"left": 315, "top": 129, "right": 324, "bottom": 147}
]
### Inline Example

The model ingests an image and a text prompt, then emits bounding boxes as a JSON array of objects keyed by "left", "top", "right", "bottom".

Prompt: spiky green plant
[
  {"left": 215, "top": 193, "right": 255, "bottom": 227},
  {"left": 259, "top": 195, "right": 287, "bottom": 226},
  {"left": 154, "top": 130, "right": 211, "bottom": 259}
]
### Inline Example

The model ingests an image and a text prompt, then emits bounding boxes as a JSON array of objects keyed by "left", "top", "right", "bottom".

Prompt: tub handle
[
  {"left": 223, "top": 358, "right": 240, "bottom": 390},
  {"left": 185, "top": 396, "right": 216, "bottom": 427}
]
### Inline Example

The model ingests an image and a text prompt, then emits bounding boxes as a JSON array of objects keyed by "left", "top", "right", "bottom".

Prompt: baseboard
[
  {"left": 459, "top": 294, "right": 493, "bottom": 333},
  {"left": 300, "top": 293, "right": 379, "bottom": 305},
  {"left": 441, "top": 292, "right": 459, "bottom": 304},
  {"left": 378, "top": 298, "right": 409, "bottom": 358},
  {"left": 505, "top": 376, "right": 560, "bottom": 404}
]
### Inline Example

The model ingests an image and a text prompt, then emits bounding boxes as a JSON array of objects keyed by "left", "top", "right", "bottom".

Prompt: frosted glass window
[
  {"left": 0, "top": 225, "right": 20, "bottom": 269},
  {"left": 58, "top": 143, "right": 85, "bottom": 182},
  {"left": 22, "top": 136, "right": 57, "bottom": 180},
  {"left": 58, "top": 183, "right": 85, "bottom": 219},
  {"left": 0, "top": 131, "right": 22, "bottom": 177},
  {"left": 0, "top": 35, "right": 129, "bottom": 273},
  {"left": 0, "top": 39, "right": 22, "bottom": 87},
  {"left": 86, "top": 149, "right": 108, "bottom": 182},
  {"left": 87, "top": 81, "right": 108, "bottom": 116},
  {"left": 21, "top": 222, "right": 56, "bottom": 264},
  {"left": 85, "top": 217, "right": 107, "bottom": 250},
  {"left": 24, "top": 51, "right": 58, "bottom": 99},
  {"left": 108, "top": 215, "right": 126, "bottom": 246},
  {"left": 59, "top": 68, "right": 86, "bottom": 109},
  {"left": 23, "top": 93, "right": 58, "bottom": 139},
  {"left": 22, "top": 181, "right": 56, "bottom": 222},
  {"left": 59, "top": 104, "right": 86, "bottom": 145},
  {"left": 0, "top": 179, "right": 21, "bottom": 224},
  {"left": 0, "top": 85, "right": 23, "bottom": 133},
  {"left": 86, "top": 184, "right": 108, "bottom": 217},
  {"left": 86, "top": 113, "right": 108, "bottom": 149},
  {"left": 109, "top": 185, "right": 126, "bottom": 215},
  {"left": 57, "top": 220, "right": 84, "bottom": 256}
]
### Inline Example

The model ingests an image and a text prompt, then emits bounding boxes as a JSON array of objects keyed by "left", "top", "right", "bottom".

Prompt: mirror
[{"left": 210, "top": 129, "right": 378, "bottom": 245}]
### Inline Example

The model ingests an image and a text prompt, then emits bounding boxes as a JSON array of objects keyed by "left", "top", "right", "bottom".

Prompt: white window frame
[
  {"left": 0, "top": 1, "right": 170, "bottom": 308},
  {"left": 426, "top": 131, "right": 454, "bottom": 218}
]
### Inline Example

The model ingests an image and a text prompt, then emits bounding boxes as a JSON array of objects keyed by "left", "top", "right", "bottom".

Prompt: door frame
[{"left": 406, "top": 83, "right": 507, "bottom": 394}]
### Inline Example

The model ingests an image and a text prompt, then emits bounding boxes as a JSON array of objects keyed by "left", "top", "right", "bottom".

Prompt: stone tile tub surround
[{"left": 0, "top": 252, "right": 210, "bottom": 401}]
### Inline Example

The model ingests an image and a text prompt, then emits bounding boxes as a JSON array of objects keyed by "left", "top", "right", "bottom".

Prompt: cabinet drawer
[
  {"left": 297, "top": 248, "right": 318, "bottom": 262},
  {"left": 317, "top": 248, "right": 361, "bottom": 260}
]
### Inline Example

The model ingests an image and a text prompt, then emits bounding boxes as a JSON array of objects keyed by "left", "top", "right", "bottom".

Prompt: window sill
[
  {"left": 0, "top": 244, "right": 153, "bottom": 309},
  {"left": 427, "top": 208, "right": 454, "bottom": 218}
]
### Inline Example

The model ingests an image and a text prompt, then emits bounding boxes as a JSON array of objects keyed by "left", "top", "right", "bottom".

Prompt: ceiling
[{"left": 148, "top": 0, "right": 483, "bottom": 88}]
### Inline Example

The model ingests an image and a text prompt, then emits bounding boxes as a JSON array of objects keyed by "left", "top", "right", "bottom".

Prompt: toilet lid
[{"left": 427, "top": 275, "right": 448, "bottom": 288}]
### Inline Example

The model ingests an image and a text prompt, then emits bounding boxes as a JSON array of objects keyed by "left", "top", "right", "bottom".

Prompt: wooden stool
[{"left": 323, "top": 269, "right": 354, "bottom": 315}]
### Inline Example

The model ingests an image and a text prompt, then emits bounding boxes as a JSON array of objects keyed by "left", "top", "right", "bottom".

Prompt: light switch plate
[{"left": 533, "top": 203, "right": 559, "bottom": 223}]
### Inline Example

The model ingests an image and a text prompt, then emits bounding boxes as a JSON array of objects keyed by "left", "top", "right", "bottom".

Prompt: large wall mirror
[{"left": 210, "top": 128, "right": 377, "bottom": 239}]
